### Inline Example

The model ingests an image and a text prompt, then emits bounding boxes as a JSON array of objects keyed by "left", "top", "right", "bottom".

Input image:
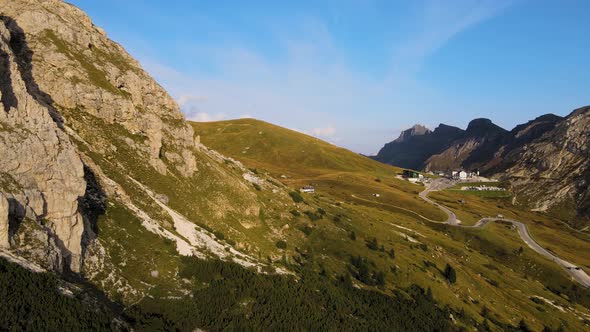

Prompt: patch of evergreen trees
[
  {"left": 289, "top": 191, "right": 304, "bottom": 203},
  {"left": 124, "top": 256, "right": 454, "bottom": 331},
  {"left": 349, "top": 255, "right": 386, "bottom": 287},
  {"left": 444, "top": 263, "right": 457, "bottom": 284},
  {"left": 0, "top": 258, "right": 115, "bottom": 331}
]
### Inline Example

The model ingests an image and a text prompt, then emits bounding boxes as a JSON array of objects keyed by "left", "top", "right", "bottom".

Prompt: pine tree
[
  {"left": 444, "top": 263, "right": 457, "bottom": 283},
  {"left": 388, "top": 248, "right": 395, "bottom": 259}
]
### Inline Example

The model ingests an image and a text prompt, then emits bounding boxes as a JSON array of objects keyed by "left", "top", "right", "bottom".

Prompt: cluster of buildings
[
  {"left": 430, "top": 170, "right": 480, "bottom": 180},
  {"left": 402, "top": 168, "right": 483, "bottom": 182}
]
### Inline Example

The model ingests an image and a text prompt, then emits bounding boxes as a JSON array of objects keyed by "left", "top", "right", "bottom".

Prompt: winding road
[{"left": 420, "top": 178, "right": 590, "bottom": 288}]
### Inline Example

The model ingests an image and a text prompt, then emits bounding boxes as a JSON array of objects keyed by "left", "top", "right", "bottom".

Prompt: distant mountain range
[
  {"left": 373, "top": 115, "right": 560, "bottom": 173},
  {"left": 372, "top": 107, "right": 590, "bottom": 226}
]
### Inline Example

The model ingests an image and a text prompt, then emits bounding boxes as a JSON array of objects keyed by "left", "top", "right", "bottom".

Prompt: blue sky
[{"left": 68, "top": 0, "right": 589, "bottom": 154}]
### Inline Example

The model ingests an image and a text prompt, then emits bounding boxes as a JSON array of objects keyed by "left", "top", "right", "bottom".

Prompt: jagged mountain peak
[
  {"left": 372, "top": 122, "right": 465, "bottom": 170},
  {"left": 432, "top": 123, "right": 464, "bottom": 135},
  {"left": 465, "top": 118, "right": 507, "bottom": 135},
  {"left": 393, "top": 124, "right": 431, "bottom": 143}
]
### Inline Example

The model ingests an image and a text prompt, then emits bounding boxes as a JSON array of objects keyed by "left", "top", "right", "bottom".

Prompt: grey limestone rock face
[
  {"left": 1, "top": 0, "right": 197, "bottom": 176},
  {"left": 0, "top": 193, "right": 8, "bottom": 248},
  {"left": 502, "top": 107, "right": 590, "bottom": 222},
  {"left": 0, "top": 0, "right": 204, "bottom": 271},
  {"left": 0, "top": 10, "right": 86, "bottom": 271}
]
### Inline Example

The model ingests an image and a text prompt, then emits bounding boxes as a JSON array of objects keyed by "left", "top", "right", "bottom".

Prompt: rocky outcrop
[
  {"left": 1, "top": 0, "right": 196, "bottom": 176},
  {"left": 0, "top": 0, "right": 205, "bottom": 271},
  {"left": 0, "top": 14, "right": 87, "bottom": 271},
  {"left": 501, "top": 107, "right": 589, "bottom": 224},
  {"left": 480, "top": 114, "right": 563, "bottom": 174},
  {"left": 424, "top": 118, "right": 512, "bottom": 172},
  {"left": 394, "top": 124, "right": 431, "bottom": 143}
]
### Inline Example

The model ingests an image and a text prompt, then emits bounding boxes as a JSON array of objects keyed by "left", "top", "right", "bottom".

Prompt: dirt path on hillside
[{"left": 420, "top": 179, "right": 590, "bottom": 288}]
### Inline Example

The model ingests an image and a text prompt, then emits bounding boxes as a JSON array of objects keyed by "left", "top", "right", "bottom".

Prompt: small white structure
[
  {"left": 301, "top": 185, "right": 315, "bottom": 193},
  {"left": 373, "top": 193, "right": 381, "bottom": 198},
  {"left": 451, "top": 171, "right": 468, "bottom": 180}
]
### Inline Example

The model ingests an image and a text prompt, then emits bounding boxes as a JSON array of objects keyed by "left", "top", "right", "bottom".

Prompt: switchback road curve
[{"left": 420, "top": 179, "right": 590, "bottom": 288}]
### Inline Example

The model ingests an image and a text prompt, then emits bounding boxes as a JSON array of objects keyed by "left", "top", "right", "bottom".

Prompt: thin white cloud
[
  {"left": 138, "top": 0, "right": 514, "bottom": 154},
  {"left": 177, "top": 95, "right": 208, "bottom": 107},
  {"left": 188, "top": 112, "right": 227, "bottom": 122},
  {"left": 387, "top": 0, "right": 514, "bottom": 78},
  {"left": 311, "top": 126, "right": 336, "bottom": 138}
]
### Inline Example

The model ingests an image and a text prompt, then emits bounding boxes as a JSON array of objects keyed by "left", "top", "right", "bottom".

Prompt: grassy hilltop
[{"left": 191, "top": 119, "right": 447, "bottom": 221}]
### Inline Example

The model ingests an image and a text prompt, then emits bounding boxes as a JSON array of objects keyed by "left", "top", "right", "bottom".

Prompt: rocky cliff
[
  {"left": 424, "top": 118, "right": 512, "bottom": 172},
  {"left": 500, "top": 107, "right": 589, "bottom": 226},
  {"left": 372, "top": 124, "right": 464, "bottom": 170},
  {"left": 0, "top": 12, "right": 86, "bottom": 271},
  {"left": 393, "top": 124, "right": 431, "bottom": 143},
  {"left": 0, "top": 0, "right": 268, "bottom": 278},
  {"left": 0, "top": 0, "right": 196, "bottom": 275},
  {"left": 0, "top": 0, "right": 297, "bottom": 288}
]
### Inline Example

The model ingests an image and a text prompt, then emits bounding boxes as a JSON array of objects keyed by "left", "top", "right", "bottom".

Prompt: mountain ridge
[
  {"left": 371, "top": 123, "right": 464, "bottom": 170},
  {"left": 373, "top": 108, "right": 589, "bottom": 226},
  {"left": 394, "top": 124, "right": 431, "bottom": 143}
]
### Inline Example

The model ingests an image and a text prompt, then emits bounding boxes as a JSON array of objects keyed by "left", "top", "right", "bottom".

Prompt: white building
[
  {"left": 451, "top": 171, "right": 468, "bottom": 180},
  {"left": 301, "top": 185, "right": 315, "bottom": 193}
]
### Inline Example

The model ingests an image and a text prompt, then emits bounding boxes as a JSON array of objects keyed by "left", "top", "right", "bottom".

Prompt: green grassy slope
[
  {"left": 54, "top": 108, "right": 590, "bottom": 330},
  {"left": 191, "top": 119, "right": 447, "bottom": 222},
  {"left": 191, "top": 118, "right": 399, "bottom": 177},
  {"left": 189, "top": 118, "right": 590, "bottom": 331}
]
